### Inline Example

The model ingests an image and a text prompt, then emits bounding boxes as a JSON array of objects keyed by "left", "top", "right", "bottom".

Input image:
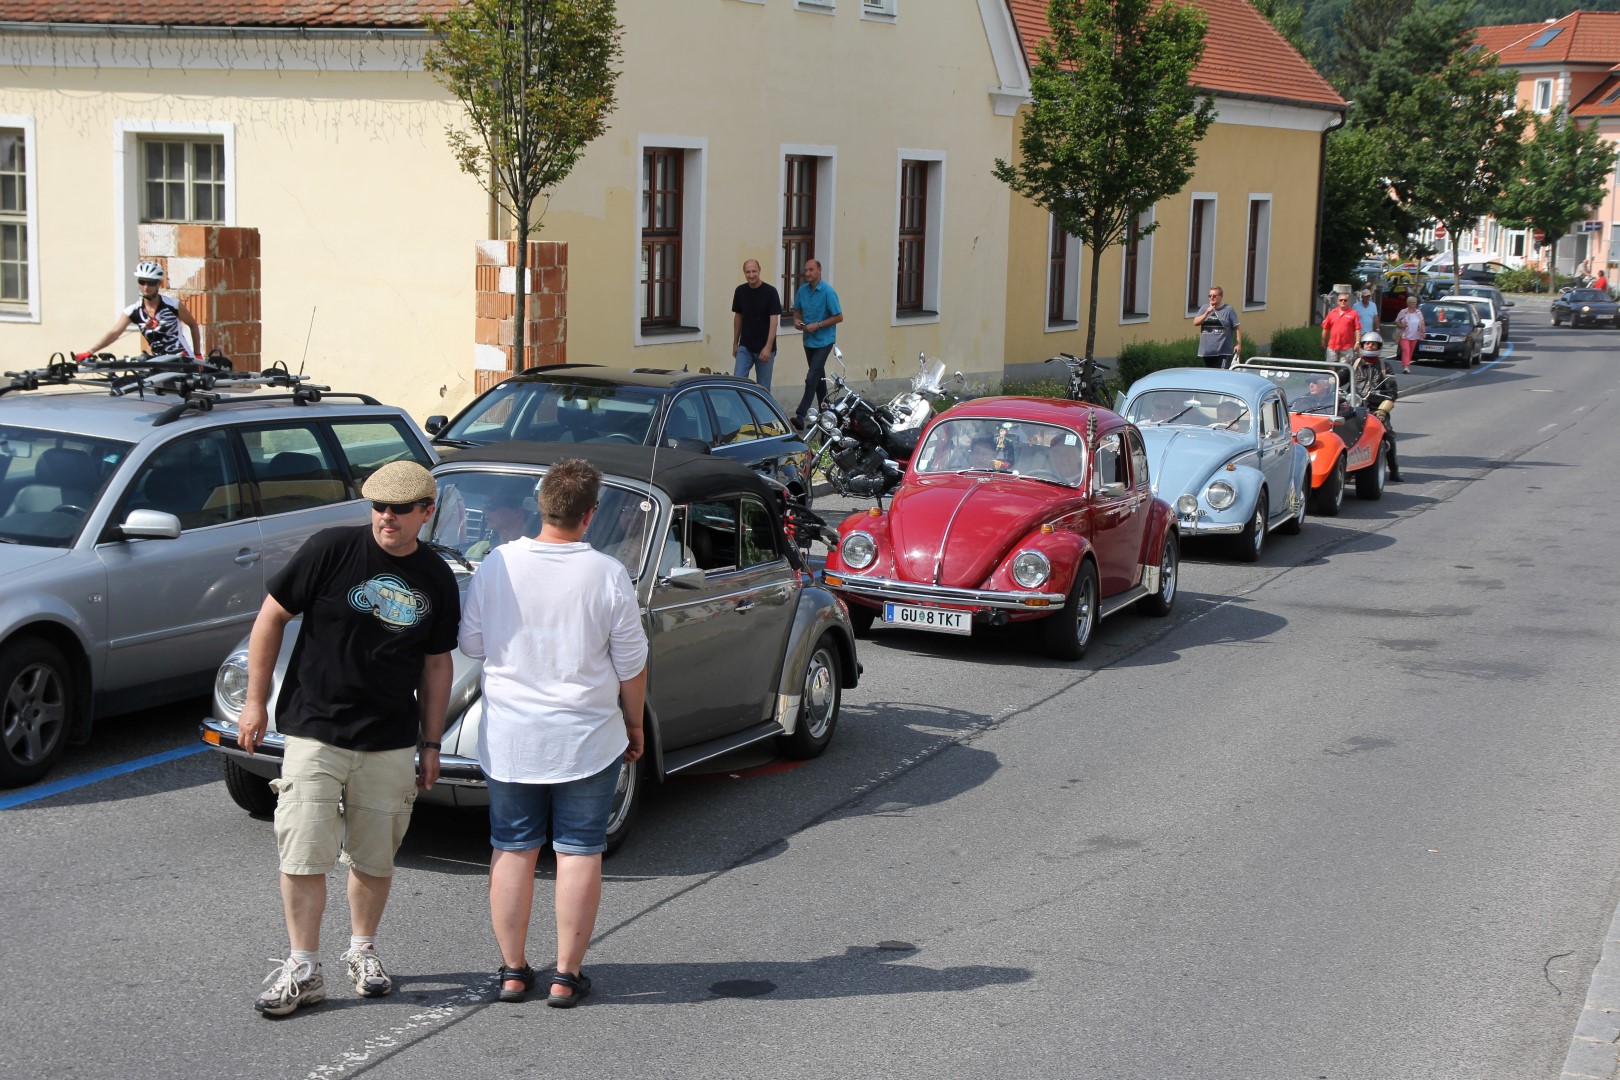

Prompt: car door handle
[
  {"left": 234, "top": 548, "right": 262, "bottom": 567},
  {"left": 734, "top": 599, "right": 755, "bottom": 612}
]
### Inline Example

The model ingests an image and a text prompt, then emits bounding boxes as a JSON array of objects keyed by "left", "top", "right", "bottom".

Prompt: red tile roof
[
  {"left": 1469, "top": 21, "right": 1545, "bottom": 56},
  {"left": 1007, "top": 0, "right": 1345, "bottom": 110},
  {"left": 1571, "top": 72, "right": 1620, "bottom": 116},
  {"left": 1485, "top": 10, "right": 1620, "bottom": 66},
  {"left": 0, "top": 1, "right": 452, "bottom": 28}
]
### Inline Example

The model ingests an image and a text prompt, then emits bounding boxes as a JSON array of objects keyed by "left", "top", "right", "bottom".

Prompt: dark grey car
[{"left": 201, "top": 444, "right": 860, "bottom": 853}]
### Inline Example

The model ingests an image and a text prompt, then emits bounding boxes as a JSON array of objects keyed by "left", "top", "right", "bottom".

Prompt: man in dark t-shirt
[
  {"left": 237, "top": 460, "right": 459, "bottom": 1017},
  {"left": 731, "top": 258, "right": 782, "bottom": 390}
]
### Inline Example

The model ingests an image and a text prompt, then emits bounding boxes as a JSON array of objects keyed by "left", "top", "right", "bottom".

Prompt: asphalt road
[{"left": 3, "top": 317, "right": 1618, "bottom": 1080}]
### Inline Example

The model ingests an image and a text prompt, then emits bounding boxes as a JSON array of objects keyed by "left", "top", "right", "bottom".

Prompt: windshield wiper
[
  {"left": 424, "top": 540, "right": 474, "bottom": 574},
  {"left": 431, "top": 437, "right": 479, "bottom": 449}
]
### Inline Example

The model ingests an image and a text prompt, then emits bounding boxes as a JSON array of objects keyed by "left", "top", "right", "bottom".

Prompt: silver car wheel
[
  {"left": 1157, "top": 538, "right": 1178, "bottom": 606},
  {"left": 604, "top": 758, "right": 640, "bottom": 842},
  {"left": 3, "top": 657, "right": 67, "bottom": 769},
  {"left": 801, "top": 646, "right": 837, "bottom": 741}
]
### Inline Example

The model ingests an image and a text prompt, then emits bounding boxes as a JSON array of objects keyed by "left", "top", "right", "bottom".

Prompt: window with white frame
[
  {"left": 1047, "top": 215, "right": 1080, "bottom": 328},
  {"left": 0, "top": 127, "right": 29, "bottom": 311},
  {"left": 139, "top": 137, "right": 226, "bottom": 223},
  {"left": 1244, "top": 196, "right": 1271, "bottom": 308},
  {"left": 1121, "top": 209, "right": 1153, "bottom": 320},
  {"left": 1533, "top": 78, "right": 1554, "bottom": 114},
  {"left": 781, "top": 150, "right": 835, "bottom": 313},
  {"left": 863, "top": 0, "right": 897, "bottom": 15},
  {"left": 638, "top": 139, "right": 706, "bottom": 339},
  {"left": 1186, "top": 195, "right": 1216, "bottom": 313},
  {"left": 895, "top": 153, "right": 944, "bottom": 319}
]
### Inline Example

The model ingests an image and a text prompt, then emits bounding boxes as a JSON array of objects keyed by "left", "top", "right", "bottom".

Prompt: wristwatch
[{"left": 420, "top": 740, "right": 441, "bottom": 751}]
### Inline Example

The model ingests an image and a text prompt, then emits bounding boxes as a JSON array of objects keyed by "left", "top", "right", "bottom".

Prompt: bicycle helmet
[
  {"left": 134, "top": 260, "right": 165, "bottom": 282},
  {"left": 1359, "top": 332, "right": 1383, "bottom": 355}
]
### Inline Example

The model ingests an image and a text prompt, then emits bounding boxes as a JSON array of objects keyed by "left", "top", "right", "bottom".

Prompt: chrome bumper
[
  {"left": 197, "top": 717, "right": 489, "bottom": 788},
  {"left": 1177, "top": 514, "right": 1243, "bottom": 536},
  {"left": 820, "top": 571, "right": 1065, "bottom": 611}
]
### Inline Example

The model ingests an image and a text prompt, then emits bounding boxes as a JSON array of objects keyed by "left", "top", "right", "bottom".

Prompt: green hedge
[
  {"left": 1264, "top": 324, "right": 1323, "bottom": 360},
  {"left": 1116, "top": 335, "right": 1259, "bottom": 390}
]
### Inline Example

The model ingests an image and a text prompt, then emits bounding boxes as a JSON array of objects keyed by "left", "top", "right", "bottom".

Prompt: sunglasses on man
[{"left": 371, "top": 500, "right": 432, "bottom": 516}]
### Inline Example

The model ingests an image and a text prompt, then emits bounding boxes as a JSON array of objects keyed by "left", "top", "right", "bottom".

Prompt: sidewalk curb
[{"left": 1562, "top": 902, "right": 1620, "bottom": 1080}]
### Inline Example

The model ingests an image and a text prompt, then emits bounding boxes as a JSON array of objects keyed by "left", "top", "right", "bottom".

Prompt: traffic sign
[
  {"left": 1434, "top": 224, "right": 1447, "bottom": 239},
  {"left": 1533, "top": 229, "right": 1546, "bottom": 243}
]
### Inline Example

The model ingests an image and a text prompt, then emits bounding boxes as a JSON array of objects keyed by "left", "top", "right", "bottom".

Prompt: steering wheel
[
  {"left": 600, "top": 433, "right": 640, "bottom": 444},
  {"left": 52, "top": 504, "right": 85, "bottom": 515}
]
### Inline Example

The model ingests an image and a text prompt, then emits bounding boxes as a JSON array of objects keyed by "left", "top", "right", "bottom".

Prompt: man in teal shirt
[{"left": 791, "top": 259, "right": 844, "bottom": 429}]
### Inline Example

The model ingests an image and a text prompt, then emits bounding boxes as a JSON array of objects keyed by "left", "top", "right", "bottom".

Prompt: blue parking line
[
  {"left": 1468, "top": 341, "right": 1513, "bottom": 374},
  {"left": 0, "top": 743, "right": 209, "bottom": 811}
]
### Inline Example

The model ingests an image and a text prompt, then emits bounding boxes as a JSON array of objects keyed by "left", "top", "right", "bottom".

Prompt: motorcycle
[
  {"left": 1044, "top": 352, "right": 1114, "bottom": 407},
  {"left": 804, "top": 350, "right": 954, "bottom": 502}
]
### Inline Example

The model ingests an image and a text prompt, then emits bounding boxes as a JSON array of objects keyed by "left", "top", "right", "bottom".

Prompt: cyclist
[{"left": 79, "top": 261, "right": 203, "bottom": 362}]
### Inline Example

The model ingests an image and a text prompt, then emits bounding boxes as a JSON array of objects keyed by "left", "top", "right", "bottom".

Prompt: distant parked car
[
  {"left": 1415, "top": 301, "right": 1485, "bottom": 366},
  {"left": 428, "top": 364, "right": 814, "bottom": 504},
  {"left": 201, "top": 444, "right": 861, "bottom": 853},
  {"left": 0, "top": 357, "right": 434, "bottom": 786},
  {"left": 1551, "top": 288, "right": 1620, "bottom": 328},
  {"left": 1120, "top": 368, "right": 1310, "bottom": 562},
  {"left": 1440, "top": 294, "right": 1504, "bottom": 359},
  {"left": 822, "top": 396, "right": 1179, "bottom": 661}
]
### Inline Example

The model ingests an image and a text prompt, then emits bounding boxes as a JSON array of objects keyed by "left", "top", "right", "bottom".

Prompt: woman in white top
[
  {"left": 1394, "top": 296, "right": 1425, "bottom": 373},
  {"left": 459, "top": 459, "right": 649, "bottom": 1008}
]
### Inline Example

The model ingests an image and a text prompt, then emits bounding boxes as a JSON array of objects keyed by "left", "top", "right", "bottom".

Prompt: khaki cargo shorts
[{"left": 272, "top": 736, "right": 418, "bottom": 877}]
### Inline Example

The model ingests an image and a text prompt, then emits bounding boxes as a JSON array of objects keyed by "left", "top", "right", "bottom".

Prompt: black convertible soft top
[{"left": 434, "top": 441, "right": 779, "bottom": 507}]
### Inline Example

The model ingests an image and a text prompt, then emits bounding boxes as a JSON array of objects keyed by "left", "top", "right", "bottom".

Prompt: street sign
[
  {"left": 1434, "top": 224, "right": 1448, "bottom": 239},
  {"left": 1583, "top": 220, "right": 1605, "bottom": 233},
  {"left": 1533, "top": 229, "right": 1547, "bottom": 243}
]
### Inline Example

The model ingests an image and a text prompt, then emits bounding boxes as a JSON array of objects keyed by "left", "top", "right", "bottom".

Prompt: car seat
[{"left": 7, "top": 447, "right": 98, "bottom": 515}]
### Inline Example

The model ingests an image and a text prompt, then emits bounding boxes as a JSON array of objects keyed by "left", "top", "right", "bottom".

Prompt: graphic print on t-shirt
[{"left": 349, "top": 574, "right": 433, "bottom": 631}]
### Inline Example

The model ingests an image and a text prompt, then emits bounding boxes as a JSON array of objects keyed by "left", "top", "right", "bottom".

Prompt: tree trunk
[
  {"left": 1084, "top": 239, "right": 1105, "bottom": 364},
  {"left": 513, "top": 203, "right": 529, "bottom": 373}
]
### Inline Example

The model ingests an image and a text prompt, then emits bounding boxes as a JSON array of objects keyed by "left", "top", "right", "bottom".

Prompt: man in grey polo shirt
[{"left": 1193, "top": 285, "right": 1241, "bottom": 369}]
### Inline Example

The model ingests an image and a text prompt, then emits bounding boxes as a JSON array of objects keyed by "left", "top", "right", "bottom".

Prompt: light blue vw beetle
[{"left": 1119, "top": 368, "right": 1310, "bottom": 561}]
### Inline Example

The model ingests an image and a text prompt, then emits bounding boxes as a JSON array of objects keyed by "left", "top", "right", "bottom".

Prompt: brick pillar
[
  {"left": 137, "top": 224, "right": 262, "bottom": 370},
  {"left": 474, "top": 240, "right": 567, "bottom": 394}
]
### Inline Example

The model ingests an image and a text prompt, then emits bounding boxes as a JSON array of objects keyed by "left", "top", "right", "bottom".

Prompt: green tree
[
  {"left": 1254, "top": 0, "right": 1313, "bottom": 63},
  {"left": 1385, "top": 45, "right": 1524, "bottom": 287},
  {"left": 1344, "top": 0, "right": 1470, "bottom": 127},
  {"left": 1496, "top": 106, "right": 1618, "bottom": 287},
  {"left": 1328, "top": 0, "right": 1410, "bottom": 96},
  {"left": 424, "top": 0, "right": 622, "bottom": 370},
  {"left": 993, "top": 0, "right": 1216, "bottom": 363}
]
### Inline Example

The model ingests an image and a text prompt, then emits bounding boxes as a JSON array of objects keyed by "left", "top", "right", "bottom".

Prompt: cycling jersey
[{"left": 122, "top": 295, "right": 197, "bottom": 359}]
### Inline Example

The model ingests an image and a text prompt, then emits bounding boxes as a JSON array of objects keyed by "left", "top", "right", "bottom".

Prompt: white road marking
[{"left": 305, "top": 980, "right": 492, "bottom": 1080}]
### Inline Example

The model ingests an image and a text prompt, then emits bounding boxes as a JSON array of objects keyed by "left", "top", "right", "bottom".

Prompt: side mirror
[
  {"left": 425, "top": 415, "right": 447, "bottom": 435},
  {"left": 119, "top": 509, "right": 182, "bottom": 540},
  {"left": 661, "top": 566, "right": 706, "bottom": 589},
  {"left": 663, "top": 436, "right": 711, "bottom": 454},
  {"left": 1504, "top": 300, "right": 1515, "bottom": 307},
  {"left": 1100, "top": 481, "right": 1128, "bottom": 498}
]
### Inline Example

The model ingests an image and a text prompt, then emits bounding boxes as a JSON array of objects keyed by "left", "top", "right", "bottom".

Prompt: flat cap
[{"left": 361, "top": 460, "right": 437, "bottom": 504}]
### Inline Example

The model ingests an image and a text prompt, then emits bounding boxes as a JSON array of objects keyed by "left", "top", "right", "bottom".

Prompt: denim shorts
[{"left": 487, "top": 759, "right": 622, "bottom": 856}]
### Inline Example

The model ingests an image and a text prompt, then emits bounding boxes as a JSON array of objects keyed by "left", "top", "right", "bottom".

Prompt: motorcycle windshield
[{"left": 913, "top": 360, "right": 947, "bottom": 393}]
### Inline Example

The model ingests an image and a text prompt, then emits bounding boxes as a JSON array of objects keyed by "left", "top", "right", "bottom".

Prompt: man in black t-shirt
[
  {"left": 731, "top": 258, "right": 782, "bottom": 390},
  {"left": 237, "top": 460, "right": 459, "bottom": 1017}
]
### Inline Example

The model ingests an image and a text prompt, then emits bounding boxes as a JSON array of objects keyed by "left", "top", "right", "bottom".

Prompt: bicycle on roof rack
[{"left": 0, "top": 352, "right": 374, "bottom": 423}]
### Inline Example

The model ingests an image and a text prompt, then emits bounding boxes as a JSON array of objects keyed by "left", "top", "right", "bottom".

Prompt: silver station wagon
[
  {"left": 0, "top": 357, "right": 434, "bottom": 786},
  {"left": 201, "top": 443, "right": 861, "bottom": 853}
]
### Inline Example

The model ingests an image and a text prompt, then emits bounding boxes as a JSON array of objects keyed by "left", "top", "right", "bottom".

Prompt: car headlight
[
  {"left": 1010, "top": 550, "right": 1051, "bottom": 589},
  {"left": 1582, "top": 306, "right": 1592, "bottom": 313},
  {"left": 1176, "top": 493, "right": 1199, "bottom": 517},
  {"left": 841, "top": 530, "right": 877, "bottom": 569},
  {"left": 1295, "top": 427, "right": 1315, "bottom": 447},
  {"left": 216, "top": 651, "right": 249, "bottom": 714},
  {"left": 1206, "top": 480, "right": 1237, "bottom": 510}
]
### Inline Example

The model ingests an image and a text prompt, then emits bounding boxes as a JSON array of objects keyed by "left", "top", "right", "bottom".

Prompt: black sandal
[
  {"left": 546, "top": 970, "right": 591, "bottom": 1009},
  {"left": 496, "top": 963, "right": 536, "bottom": 1003}
]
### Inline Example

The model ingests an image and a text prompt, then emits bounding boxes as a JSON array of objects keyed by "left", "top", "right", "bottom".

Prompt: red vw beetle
[{"left": 822, "top": 397, "right": 1180, "bottom": 660}]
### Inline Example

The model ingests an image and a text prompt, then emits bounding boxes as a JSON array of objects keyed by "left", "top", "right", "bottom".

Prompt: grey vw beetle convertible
[
  {"left": 201, "top": 444, "right": 860, "bottom": 852},
  {"left": 1120, "top": 368, "right": 1310, "bottom": 562}
]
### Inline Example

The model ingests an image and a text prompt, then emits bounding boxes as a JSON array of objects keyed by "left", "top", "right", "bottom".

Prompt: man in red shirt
[{"left": 1321, "top": 291, "right": 1361, "bottom": 363}]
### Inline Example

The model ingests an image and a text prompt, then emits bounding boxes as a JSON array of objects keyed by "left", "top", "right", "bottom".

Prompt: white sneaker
[
  {"left": 342, "top": 944, "right": 393, "bottom": 998},
  {"left": 255, "top": 957, "right": 325, "bottom": 1017}
]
